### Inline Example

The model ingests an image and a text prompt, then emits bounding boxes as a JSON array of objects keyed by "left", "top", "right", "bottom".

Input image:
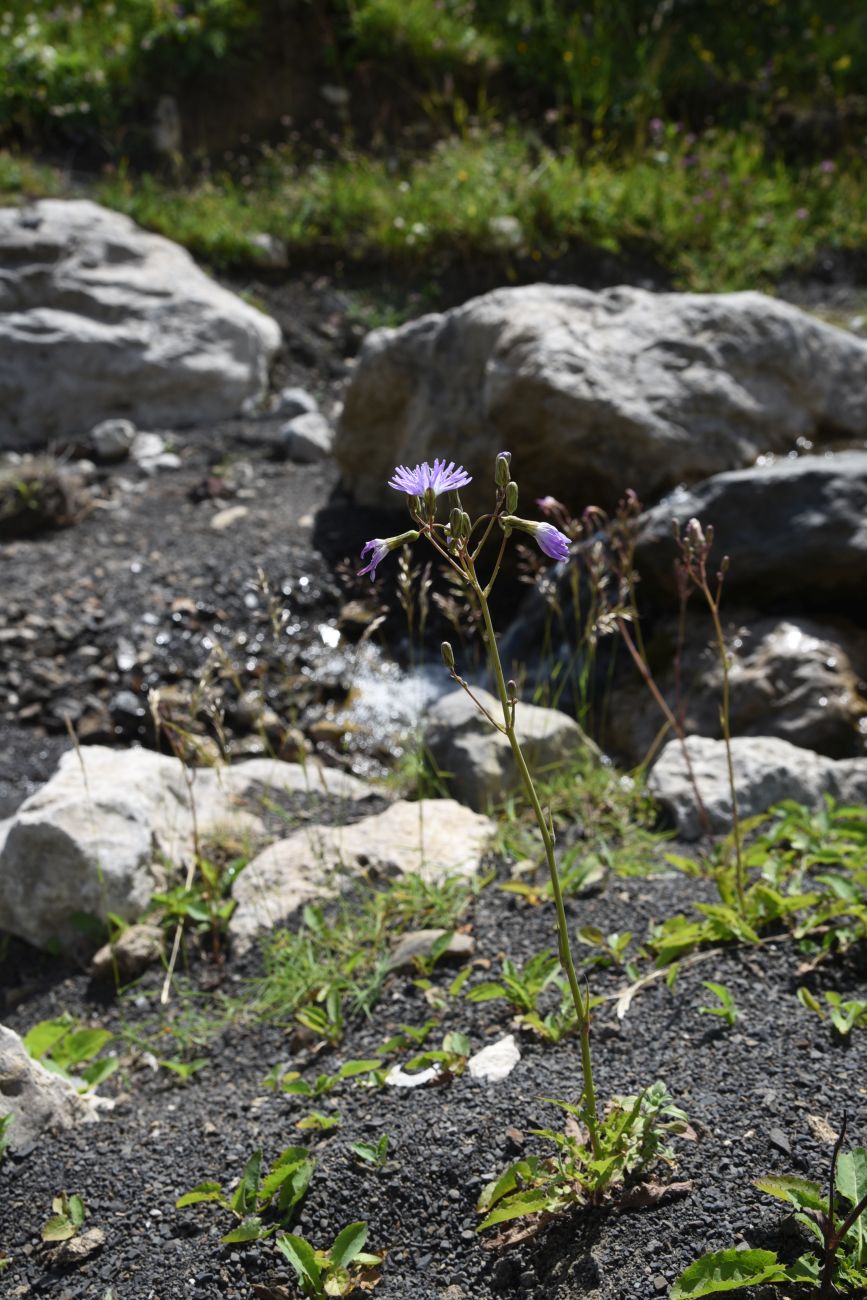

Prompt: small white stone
[
  {"left": 468, "top": 1034, "right": 520, "bottom": 1083},
  {"left": 210, "top": 505, "right": 249, "bottom": 531}
]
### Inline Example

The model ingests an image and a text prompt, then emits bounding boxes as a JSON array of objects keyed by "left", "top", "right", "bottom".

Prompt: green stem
[
  {"left": 703, "top": 586, "right": 746, "bottom": 916},
  {"left": 468, "top": 558, "right": 601, "bottom": 1157}
]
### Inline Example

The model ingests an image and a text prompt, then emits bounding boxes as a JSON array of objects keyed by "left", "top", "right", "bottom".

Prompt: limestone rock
[
  {"left": 468, "top": 1034, "right": 520, "bottom": 1083},
  {"left": 229, "top": 799, "right": 493, "bottom": 952},
  {"left": 283, "top": 411, "right": 334, "bottom": 463},
  {"left": 0, "top": 747, "right": 374, "bottom": 956},
  {"left": 648, "top": 735, "right": 867, "bottom": 840},
  {"left": 0, "top": 199, "right": 281, "bottom": 451},
  {"left": 606, "top": 614, "right": 867, "bottom": 766},
  {"left": 424, "top": 687, "right": 599, "bottom": 812},
  {"left": 88, "top": 418, "right": 136, "bottom": 463},
  {"left": 336, "top": 285, "right": 867, "bottom": 511},
  {"left": 89, "top": 923, "right": 164, "bottom": 982},
  {"left": 636, "top": 452, "right": 867, "bottom": 608},
  {"left": 0, "top": 1025, "right": 99, "bottom": 1157}
]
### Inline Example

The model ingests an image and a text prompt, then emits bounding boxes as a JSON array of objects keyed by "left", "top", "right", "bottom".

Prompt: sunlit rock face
[
  {"left": 336, "top": 284, "right": 867, "bottom": 513},
  {"left": 0, "top": 199, "right": 281, "bottom": 450}
]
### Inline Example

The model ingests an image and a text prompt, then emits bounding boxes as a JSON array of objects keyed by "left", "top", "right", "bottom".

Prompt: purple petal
[
  {"left": 358, "top": 538, "right": 388, "bottom": 580},
  {"left": 388, "top": 458, "right": 472, "bottom": 497},
  {"left": 535, "top": 523, "right": 571, "bottom": 562}
]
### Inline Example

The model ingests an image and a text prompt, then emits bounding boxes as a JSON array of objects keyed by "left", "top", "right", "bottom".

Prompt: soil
[{"left": 3, "top": 266, "right": 867, "bottom": 1300}]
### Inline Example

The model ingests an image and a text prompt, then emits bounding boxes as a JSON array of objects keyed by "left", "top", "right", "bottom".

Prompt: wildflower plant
[{"left": 359, "top": 452, "right": 602, "bottom": 1149}]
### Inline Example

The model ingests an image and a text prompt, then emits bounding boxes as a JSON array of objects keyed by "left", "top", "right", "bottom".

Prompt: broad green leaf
[
  {"left": 477, "top": 1189, "right": 553, "bottom": 1231},
  {"left": 176, "top": 1182, "right": 226, "bottom": 1209},
  {"left": 477, "top": 1157, "right": 541, "bottom": 1212},
  {"left": 282, "top": 1080, "right": 314, "bottom": 1096},
  {"left": 24, "top": 1017, "right": 71, "bottom": 1061},
  {"left": 466, "top": 982, "right": 508, "bottom": 1003},
  {"left": 670, "top": 1248, "right": 788, "bottom": 1298},
  {"left": 58, "top": 1027, "right": 113, "bottom": 1068},
  {"left": 442, "top": 1031, "right": 470, "bottom": 1057},
  {"left": 277, "top": 1158, "right": 314, "bottom": 1217},
  {"left": 42, "top": 1214, "right": 75, "bottom": 1242},
  {"left": 259, "top": 1146, "right": 309, "bottom": 1203},
  {"left": 429, "top": 930, "right": 455, "bottom": 962},
  {"left": 331, "top": 1220, "right": 368, "bottom": 1269},
  {"left": 796, "top": 987, "right": 823, "bottom": 1015},
  {"left": 67, "top": 1195, "right": 85, "bottom": 1227},
  {"left": 836, "top": 1148, "right": 867, "bottom": 1265},
  {"left": 336, "top": 1059, "right": 383, "bottom": 1080},
  {"left": 222, "top": 1216, "right": 264, "bottom": 1244},
  {"left": 230, "top": 1148, "right": 263, "bottom": 1217},
  {"left": 79, "top": 1057, "right": 119, "bottom": 1090},
  {"left": 754, "top": 1175, "right": 826, "bottom": 1213},
  {"left": 276, "top": 1232, "right": 322, "bottom": 1292}
]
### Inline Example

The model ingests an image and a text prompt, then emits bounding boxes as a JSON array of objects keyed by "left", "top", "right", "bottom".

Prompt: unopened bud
[
  {"left": 506, "top": 480, "right": 519, "bottom": 513},
  {"left": 506, "top": 679, "right": 518, "bottom": 704},
  {"left": 450, "top": 506, "right": 464, "bottom": 539},
  {"left": 495, "top": 451, "right": 512, "bottom": 488},
  {"left": 441, "top": 641, "right": 455, "bottom": 671},
  {"left": 423, "top": 486, "right": 437, "bottom": 518},
  {"left": 705, "top": 523, "right": 714, "bottom": 548},
  {"left": 686, "top": 517, "right": 705, "bottom": 548},
  {"left": 719, "top": 554, "right": 730, "bottom": 576}
]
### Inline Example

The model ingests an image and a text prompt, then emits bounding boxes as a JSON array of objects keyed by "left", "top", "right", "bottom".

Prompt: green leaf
[
  {"left": 466, "top": 982, "right": 508, "bottom": 1003},
  {"left": 259, "top": 1146, "right": 310, "bottom": 1203},
  {"left": 796, "top": 986, "right": 823, "bottom": 1015},
  {"left": 331, "top": 1220, "right": 369, "bottom": 1269},
  {"left": 222, "top": 1216, "right": 264, "bottom": 1244},
  {"left": 477, "top": 1189, "right": 553, "bottom": 1232},
  {"left": 24, "top": 1017, "right": 71, "bottom": 1061},
  {"left": 79, "top": 1056, "right": 118, "bottom": 1090},
  {"left": 276, "top": 1232, "right": 322, "bottom": 1293},
  {"left": 336, "top": 1058, "right": 383, "bottom": 1080},
  {"left": 836, "top": 1148, "right": 867, "bottom": 1264},
  {"left": 57, "top": 1027, "right": 113, "bottom": 1068},
  {"left": 176, "top": 1181, "right": 226, "bottom": 1209},
  {"left": 670, "top": 1248, "right": 788, "bottom": 1298},
  {"left": 230, "top": 1148, "right": 263, "bottom": 1218},
  {"left": 477, "top": 1157, "right": 542, "bottom": 1212},
  {"left": 442, "top": 1031, "right": 470, "bottom": 1057},
  {"left": 67, "top": 1195, "right": 85, "bottom": 1228},
  {"left": 754, "top": 1175, "right": 826, "bottom": 1213},
  {"left": 42, "top": 1214, "right": 75, "bottom": 1242}
]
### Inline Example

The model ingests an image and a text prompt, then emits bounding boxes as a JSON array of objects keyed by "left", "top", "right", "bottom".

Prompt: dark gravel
[{"left": 2, "top": 861, "right": 866, "bottom": 1300}]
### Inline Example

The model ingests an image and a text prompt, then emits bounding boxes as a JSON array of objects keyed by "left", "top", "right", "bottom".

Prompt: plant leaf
[
  {"left": 222, "top": 1216, "right": 264, "bottom": 1244},
  {"left": 231, "top": 1148, "right": 263, "bottom": 1218},
  {"left": 176, "top": 1181, "right": 226, "bottom": 1208},
  {"left": 670, "top": 1248, "right": 789, "bottom": 1298},
  {"left": 331, "top": 1220, "right": 369, "bottom": 1269},
  {"left": 477, "top": 1189, "right": 553, "bottom": 1231},
  {"left": 276, "top": 1233, "right": 322, "bottom": 1293},
  {"left": 836, "top": 1148, "right": 867, "bottom": 1265},
  {"left": 754, "top": 1175, "right": 826, "bottom": 1213}
]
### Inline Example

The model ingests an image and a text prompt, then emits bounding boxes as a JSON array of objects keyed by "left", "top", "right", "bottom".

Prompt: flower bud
[
  {"left": 495, "top": 451, "right": 512, "bottom": 488},
  {"left": 450, "top": 506, "right": 464, "bottom": 539},
  {"left": 441, "top": 641, "right": 455, "bottom": 671},
  {"left": 506, "top": 679, "right": 518, "bottom": 704},
  {"left": 423, "top": 486, "right": 437, "bottom": 518},
  {"left": 505, "top": 480, "right": 519, "bottom": 513}
]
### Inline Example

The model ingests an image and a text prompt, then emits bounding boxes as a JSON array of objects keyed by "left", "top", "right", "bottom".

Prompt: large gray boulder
[
  {"left": 0, "top": 1025, "right": 99, "bottom": 1156},
  {"left": 0, "top": 747, "right": 374, "bottom": 957},
  {"left": 336, "top": 285, "right": 867, "bottom": 511},
  {"left": 648, "top": 735, "right": 867, "bottom": 840},
  {"left": 635, "top": 452, "right": 867, "bottom": 607},
  {"left": 0, "top": 200, "right": 281, "bottom": 450},
  {"left": 606, "top": 614, "right": 867, "bottom": 766},
  {"left": 424, "top": 687, "right": 599, "bottom": 812}
]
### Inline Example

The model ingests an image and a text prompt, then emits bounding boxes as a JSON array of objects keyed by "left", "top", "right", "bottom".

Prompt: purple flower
[
  {"left": 388, "top": 458, "right": 472, "bottom": 497},
  {"left": 535, "top": 523, "right": 571, "bottom": 562},
  {"left": 358, "top": 528, "right": 420, "bottom": 581},
  {"left": 358, "top": 538, "right": 390, "bottom": 580}
]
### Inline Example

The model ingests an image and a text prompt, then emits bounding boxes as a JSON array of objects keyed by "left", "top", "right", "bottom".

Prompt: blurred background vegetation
[{"left": 1, "top": 0, "right": 866, "bottom": 292}]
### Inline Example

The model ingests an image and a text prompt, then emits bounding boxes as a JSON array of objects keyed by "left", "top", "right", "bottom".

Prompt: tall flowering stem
[{"left": 361, "top": 453, "right": 601, "bottom": 1157}]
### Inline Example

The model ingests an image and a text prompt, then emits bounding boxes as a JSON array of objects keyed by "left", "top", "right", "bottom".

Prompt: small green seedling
[
  {"left": 276, "top": 1221, "right": 384, "bottom": 1297},
  {"left": 296, "top": 1110, "right": 341, "bottom": 1132},
  {"left": 42, "top": 1193, "right": 86, "bottom": 1242},
  {"left": 698, "top": 981, "right": 738, "bottom": 1028},
  {"left": 377, "top": 1020, "right": 437, "bottom": 1055},
  {"left": 403, "top": 1030, "right": 471, "bottom": 1080},
  {"left": 466, "top": 951, "right": 560, "bottom": 1014},
  {"left": 577, "top": 926, "right": 636, "bottom": 972},
  {"left": 177, "top": 1146, "right": 314, "bottom": 1243},
  {"left": 159, "top": 1057, "right": 209, "bottom": 1083},
  {"left": 350, "top": 1134, "right": 389, "bottom": 1169},
  {"left": 267, "top": 1058, "right": 384, "bottom": 1098},
  {"left": 671, "top": 1121, "right": 867, "bottom": 1299},
  {"left": 295, "top": 985, "right": 344, "bottom": 1046},
  {"left": 798, "top": 987, "right": 867, "bottom": 1037},
  {"left": 24, "top": 1016, "right": 117, "bottom": 1092}
]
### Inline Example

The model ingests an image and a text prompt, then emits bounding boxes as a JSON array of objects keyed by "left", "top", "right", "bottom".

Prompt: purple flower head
[
  {"left": 388, "top": 458, "right": 472, "bottom": 498},
  {"left": 535, "top": 522, "right": 571, "bottom": 562},
  {"left": 358, "top": 529, "right": 420, "bottom": 581},
  {"left": 358, "top": 538, "right": 390, "bottom": 581},
  {"left": 501, "top": 514, "right": 571, "bottom": 563}
]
